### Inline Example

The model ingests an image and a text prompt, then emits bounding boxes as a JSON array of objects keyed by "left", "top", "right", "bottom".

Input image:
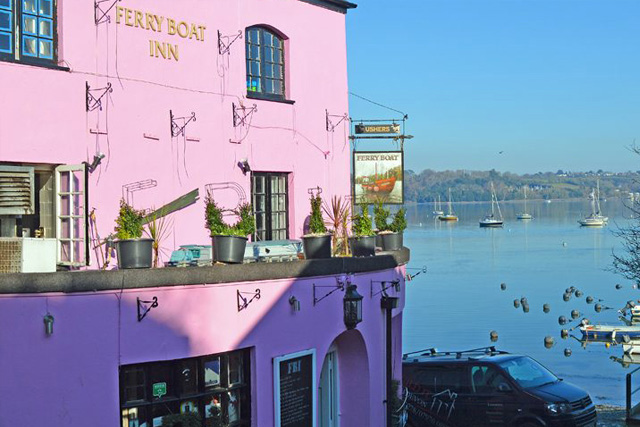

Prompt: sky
[{"left": 346, "top": 0, "right": 640, "bottom": 174}]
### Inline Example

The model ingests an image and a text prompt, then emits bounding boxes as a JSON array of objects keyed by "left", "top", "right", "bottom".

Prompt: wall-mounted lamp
[
  {"left": 289, "top": 296, "right": 301, "bottom": 312},
  {"left": 85, "top": 152, "right": 105, "bottom": 173},
  {"left": 43, "top": 313, "right": 54, "bottom": 336},
  {"left": 238, "top": 158, "right": 251, "bottom": 175},
  {"left": 343, "top": 284, "right": 363, "bottom": 330}
]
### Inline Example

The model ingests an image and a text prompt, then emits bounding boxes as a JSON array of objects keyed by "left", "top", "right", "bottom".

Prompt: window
[
  {"left": 120, "top": 349, "right": 251, "bottom": 427},
  {"left": 246, "top": 26, "right": 284, "bottom": 100},
  {"left": 251, "top": 173, "right": 288, "bottom": 241},
  {"left": 0, "top": 0, "right": 56, "bottom": 64},
  {"left": 56, "top": 164, "right": 87, "bottom": 266}
]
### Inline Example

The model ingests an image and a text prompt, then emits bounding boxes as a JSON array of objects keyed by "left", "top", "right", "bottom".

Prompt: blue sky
[{"left": 346, "top": 0, "right": 640, "bottom": 174}]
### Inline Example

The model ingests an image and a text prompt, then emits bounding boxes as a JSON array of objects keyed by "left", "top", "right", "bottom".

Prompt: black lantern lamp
[{"left": 343, "top": 284, "right": 363, "bottom": 330}]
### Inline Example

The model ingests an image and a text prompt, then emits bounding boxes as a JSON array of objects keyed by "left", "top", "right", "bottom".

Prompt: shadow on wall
[{"left": 335, "top": 329, "right": 371, "bottom": 426}]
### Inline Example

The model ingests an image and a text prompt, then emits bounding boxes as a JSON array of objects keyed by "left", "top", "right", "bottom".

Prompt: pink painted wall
[
  {"left": 0, "top": 267, "right": 405, "bottom": 426},
  {"left": 0, "top": 0, "right": 352, "bottom": 266}
]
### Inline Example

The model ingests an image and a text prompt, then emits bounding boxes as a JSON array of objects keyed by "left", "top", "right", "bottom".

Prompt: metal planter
[
  {"left": 379, "top": 232, "right": 403, "bottom": 251},
  {"left": 302, "top": 234, "right": 332, "bottom": 259},
  {"left": 116, "top": 238, "right": 153, "bottom": 269},
  {"left": 212, "top": 235, "right": 247, "bottom": 264},
  {"left": 348, "top": 235, "right": 376, "bottom": 257}
]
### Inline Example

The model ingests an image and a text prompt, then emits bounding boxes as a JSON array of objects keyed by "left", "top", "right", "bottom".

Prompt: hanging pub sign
[
  {"left": 274, "top": 349, "right": 316, "bottom": 427},
  {"left": 354, "top": 123, "right": 401, "bottom": 135},
  {"left": 353, "top": 151, "right": 404, "bottom": 204}
]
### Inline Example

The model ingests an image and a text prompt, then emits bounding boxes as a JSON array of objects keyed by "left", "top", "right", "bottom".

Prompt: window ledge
[
  {"left": 0, "top": 58, "right": 70, "bottom": 72},
  {"left": 247, "top": 92, "right": 295, "bottom": 105}
]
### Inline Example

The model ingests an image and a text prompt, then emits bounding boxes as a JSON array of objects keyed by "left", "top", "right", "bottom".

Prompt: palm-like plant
[
  {"left": 144, "top": 209, "right": 174, "bottom": 268},
  {"left": 323, "top": 196, "right": 351, "bottom": 256}
]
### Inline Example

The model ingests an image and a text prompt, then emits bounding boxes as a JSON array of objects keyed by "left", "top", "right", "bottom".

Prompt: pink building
[{"left": 0, "top": 0, "right": 409, "bottom": 426}]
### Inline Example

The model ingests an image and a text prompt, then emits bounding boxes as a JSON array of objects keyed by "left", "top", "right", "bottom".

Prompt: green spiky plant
[
  {"left": 351, "top": 204, "right": 375, "bottom": 237},
  {"left": 390, "top": 208, "right": 407, "bottom": 233},
  {"left": 144, "top": 208, "right": 173, "bottom": 268},
  {"left": 308, "top": 193, "right": 327, "bottom": 235},
  {"left": 323, "top": 195, "right": 351, "bottom": 256},
  {"left": 114, "top": 199, "right": 144, "bottom": 240},
  {"left": 374, "top": 201, "right": 392, "bottom": 232}
]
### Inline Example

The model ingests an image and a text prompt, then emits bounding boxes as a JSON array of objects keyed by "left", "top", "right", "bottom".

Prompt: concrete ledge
[{"left": 0, "top": 248, "right": 410, "bottom": 294}]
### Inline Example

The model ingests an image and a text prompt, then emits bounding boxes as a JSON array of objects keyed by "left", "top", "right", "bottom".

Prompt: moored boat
[
  {"left": 438, "top": 188, "right": 458, "bottom": 222},
  {"left": 479, "top": 182, "right": 504, "bottom": 227}
]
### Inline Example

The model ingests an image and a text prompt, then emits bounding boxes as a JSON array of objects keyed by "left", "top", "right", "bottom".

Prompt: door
[
  {"left": 55, "top": 164, "right": 87, "bottom": 266},
  {"left": 468, "top": 364, "right": 518, "bottom": 426},
  {"left": 319, "top": 351, "right": 339, "bottom": 427}
]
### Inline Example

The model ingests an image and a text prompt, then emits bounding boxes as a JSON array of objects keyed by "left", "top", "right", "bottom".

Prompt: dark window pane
[
  {"left": 39, "top": 0, "right": 52, "bottom": 16},
  {"left": 123, "top": 367, "right": 146, "bottom": 403},
  {"left": 250, "top": 60, "right": 260, "bottom": 77},
  {"left": 151, "top": 402, "right": 179, "bottom": 426},
  {"left": 204, "top": 394, "right": 224, "bottom": 427},
  {"left": 264, "top": 47, "right": 273, "bottom": 62},
  {"left": 122, "top": 407, "right": 147, "bottom": 427},
  {"left": 179, "top": 359, "right": 199, "bottom": 396},
  {"left": 0, "top": 10, "right": 10, "bottom": 29},
  {"left": 273, "top": 64, "right": 282, "bottom": 79},
  {"left": 150, "top": 364, "right": 174, "bottom": 398},
  {"left": 263, "top": 31, "right": 273, "bottom": 46},
  {"left": 265, "top": 63, "right": 273, "bottom": 78},
  {"left": 39, "top": 17, "right": 52, "bottom": 38},
  {"left": 204, "top": 357, "right": 221, "bottom": 389},
  {"left": 227, "top": 390, "right": 241, "bottom": 423},
  {"left": 265, "top": 79, "right": 274, "bottom": 94},
  {"left": 0, "top": 32, "right": 10, "bottom": 52},
  {"left": 22, "top": 0, "right": 35, "bottom": 13},
  {"left": 229, "top": 352, "right": 244, "bottom": 385},
  {"left": 22, "top": 14, "right": 36, "bottom": 34},
  {"left": 247, "top": 28, "right": 259, "bottom": 44},
  {"left": 22, "top": 35, "right": 37, "bottom": 56},
  {"left": 0, "top": 0, "right": 11, "bottom": 9},
  {"left": 250, "top": 45, "right": 260, "bottom": 60}
]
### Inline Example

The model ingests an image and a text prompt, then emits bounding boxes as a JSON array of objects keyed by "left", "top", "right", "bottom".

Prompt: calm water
[{"left": 403, "top": 198, "right": 638, "bottom": 405}]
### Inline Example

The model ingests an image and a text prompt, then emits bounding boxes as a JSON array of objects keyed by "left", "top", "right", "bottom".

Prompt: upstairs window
[
  {"left": 246, "top": 26, "right": 284, "bottom": 100},
  {"left": 0, "top": 0, "right": 56, "bottom": 64}
]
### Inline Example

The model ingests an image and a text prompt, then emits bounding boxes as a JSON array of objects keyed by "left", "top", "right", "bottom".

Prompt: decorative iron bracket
[
  {"left": 406, "top": 266, "right": 427, "bottom": 281},
  {"left": 95, "top": 0, "right": 121, "bottom": 25},
  {"left": 137, "top": 297, "right": 158, "bottom": 322},
  {"left": 313, "top": 276, "right": 349, "bottom": 306},
  {"left": 232, "top": 103, "right": 257, "bottom": 127},
  {"left": 307, "top": 186, "right": 323, "bottom": 198},
  {"left": 371, "top": 280, "right": 400, "bottom": 298},
  {"left": 122, "top": 179, "right": 158, "bottom": 205},
  {"left": 237, "top": 289, "right": 261, "bottom": 312},
  {"left": 218, "top": 30, "right": 243, "bottom": 55},
  {"left": 86, "top": 82, "right": 113, "bottom": 112},
  {"left": 170, "top": 110, "right": 197, "bottom": 137},
  {"left": 326, "top": 109, "right": 349, "bottom": 132}
]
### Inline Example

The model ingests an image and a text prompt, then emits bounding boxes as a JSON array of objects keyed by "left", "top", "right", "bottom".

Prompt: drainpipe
[{"left": 381, "top": 296, "right": 399, "bottom": 427}]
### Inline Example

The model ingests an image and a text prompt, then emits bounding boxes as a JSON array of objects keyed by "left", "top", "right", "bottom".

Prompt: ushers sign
[{"left": 115, "top": 5, "right": 207, "bottom": 62}]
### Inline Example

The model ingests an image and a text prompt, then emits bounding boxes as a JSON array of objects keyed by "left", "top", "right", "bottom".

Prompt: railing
[{"left": 626, "top": 365, "right": 640, "bottom": 422}]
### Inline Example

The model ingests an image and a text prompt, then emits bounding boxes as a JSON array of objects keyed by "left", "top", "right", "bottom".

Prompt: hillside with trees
[{"left": 404, "top": 169, "right": 640, "bottom": 203}]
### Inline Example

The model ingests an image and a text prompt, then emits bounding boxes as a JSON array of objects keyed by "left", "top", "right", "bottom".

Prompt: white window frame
[{"left": 55, "top": 164, "right": 87, "bottom": 266}]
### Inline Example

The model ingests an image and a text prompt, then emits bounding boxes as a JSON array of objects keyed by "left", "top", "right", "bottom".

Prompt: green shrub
[
  {"left": 114, "top": 199, "right": 144, "bottom": 240},
  {"left": 374, "top": 201, "right": 392, "bottom": 232},
  {"left": 352, "top": 204, "right": 375, "bottom": 237},
  {"left": 160, "top": 412, "right": 202, "bottom": 427},
  {"left": 390, "top": 208, "right": 407, "bottom": 233},
  {"left": 205, "top": 192, "right": 255, "bottom": 237},
  {"left": 308, "top": 193, "right": 327, "bottom": 235}
]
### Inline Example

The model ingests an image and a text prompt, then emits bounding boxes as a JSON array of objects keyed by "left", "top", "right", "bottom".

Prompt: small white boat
[
  {"left": 432, "top": 195, "right": 444, "bottom": 217},
  {"left": 438, "top": 189, "right": 458, "bottom": 222},
  {"left": 516, "top": 186, "right": 533, "bottom": 220},
  {"left": 480, "top": 182, "right": 503, "bottom": 227},
  {"left": 579, "top": 182, "right": 608, "bottom": 227}
]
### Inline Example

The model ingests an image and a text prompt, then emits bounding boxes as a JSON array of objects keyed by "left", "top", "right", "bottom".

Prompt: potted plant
[
  {"left": 323, "top": 195, "right": 351, "bottom": 256},
  {"left": 143, "top": 208, "right": 173, "bottom": 268},
  {"left": 302, "top": 192, "right": 332, "bottom": 259},
  {"left": 114, "top": 199, "right": 153, "bottom": 269},
  {"left": 349, "top": 204, "right": 376, "bottom": 257},
  {"left": 373, "top": 201, "right": 391, "bottom": 249},
  {"left": 205, "top": 192, "right": 255, "bottom": 264},
  {"left": 383, "top": 208, "right": 406, "bottom": 251}
]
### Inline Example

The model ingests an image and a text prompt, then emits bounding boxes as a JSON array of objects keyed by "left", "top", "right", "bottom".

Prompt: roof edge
[{"left": 299, "top": 0, "right": 357, "bottom": 14}]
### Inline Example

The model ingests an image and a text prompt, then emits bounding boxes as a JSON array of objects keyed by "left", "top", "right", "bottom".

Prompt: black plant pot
[
  {"left": 375, "top": 233, "right": 383, "bottom": 249},
  {"left": 302, "top": 234, "right": 332, "bottom": 259},
  {"left": 212, "top": 235, "right": 248, "bottom": 264},
  {"left": 117, "top": 238, "right": 153, "bottom": 269},
  {"left": 380, "top": 232, "right": 403, "bottom": 251},
  {"left": 349, "top": 235, "right": 376, "bottom": 257}
]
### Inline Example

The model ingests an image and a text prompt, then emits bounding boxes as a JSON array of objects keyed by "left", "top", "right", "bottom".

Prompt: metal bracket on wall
[
  {"left": 326, "top": 109, "right": 349, "bottom": 132},
  {"left": 137, "top": 297, "right": 158, "bottom": 322},
  {"left": 406, "top": 266, "right": 427, "bottom": 281},
  {"left": 370, "top": 280, "right": 401, "bottom": 298},
  {"left": 86, "top": 82, "right": 113, "bottom": 112},
  {"left": 232, "top": 103, "right": 257, "bottom": 127},
  {"left": 307, "top": 186, "right": 323, "bottom": 198},
  {"left": 237, "top": 289, "right": 261, "bottom": 312},
  {"left": 94, "top": 0, "right": 121, "bottom": 24},
  {"left": 170, "top": 110, "right": 197, "bottom": 138},
  {"left": 122, "top": 179, "right": 158, "bottom": 205},
  {"left": 313, "top": 277, "right": 348, "bottom": 306},
  {"left": 218, "top": 30, "right": 243, "bottom": 55}
]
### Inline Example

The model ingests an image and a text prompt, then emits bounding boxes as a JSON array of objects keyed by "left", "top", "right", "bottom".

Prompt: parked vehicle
[{"left": 401, "top": 347, "right": 597, "bottom": 426}]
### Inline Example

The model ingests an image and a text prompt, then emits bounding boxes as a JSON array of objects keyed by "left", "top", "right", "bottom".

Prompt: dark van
[{"left": 401, "top": 347, "right": 597, "bottom": 427}]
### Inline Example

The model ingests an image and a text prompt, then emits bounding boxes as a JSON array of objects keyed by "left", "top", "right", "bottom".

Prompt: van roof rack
[{"left": 402, "top": 346, "right": 510, "bottom": 360}]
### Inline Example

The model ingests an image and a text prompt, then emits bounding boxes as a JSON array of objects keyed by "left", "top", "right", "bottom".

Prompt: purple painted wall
[
  {"left": 1, "top": 0, "right": 352, "bottom": 266},
  {"left": 0, "top": 267, "right": 405, "bottom": 426}
]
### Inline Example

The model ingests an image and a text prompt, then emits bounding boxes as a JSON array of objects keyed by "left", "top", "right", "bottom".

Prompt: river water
[{"left": 402, "top": 198, "right": 638, "bottom": 406}]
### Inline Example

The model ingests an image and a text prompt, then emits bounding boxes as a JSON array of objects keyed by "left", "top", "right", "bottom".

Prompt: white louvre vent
[{"left": 0, "top": 166, "right": 35, "bottom": 215}]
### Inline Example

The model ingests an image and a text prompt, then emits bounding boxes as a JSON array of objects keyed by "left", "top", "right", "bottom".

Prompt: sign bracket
[
  {"left": 94, "top": 0, "right": 121, "bottom": 25},
  {"left": 218, "top": 30, "right": 243, "bottom": 55}
]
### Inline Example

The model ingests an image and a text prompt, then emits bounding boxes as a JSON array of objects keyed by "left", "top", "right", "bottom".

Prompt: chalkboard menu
[{"left": 274, "top": 350, "right": 316, "bottom": 427}]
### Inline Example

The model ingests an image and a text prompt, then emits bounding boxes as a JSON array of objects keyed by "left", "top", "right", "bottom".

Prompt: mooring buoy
[
  {"left": 561, "top": 329, "right": 569, "bottom": 339},
  {"left": 500, "top": 283, "right": 507, "bottom": 290},
  {"left": 586, "top": 296, "right": 594, "bottom": 304},
  {"left": 575, "top": 290, "right": 583, "bottom": 298},
  {"left": 514, "top": 299, "right": 521, "bottom": 308},
  {"left": 490, "top": 331, "right": 499, "bottom": 342},
  {"left": 543, "top": 303, "right": 550, "bottom": 313},
  {"left": 564, "top": 348, "right": 572, "bottom": 357},
  {"left": 558, "top": 315, "right": 567, "bottom": 325},
  {"left": 595, "top": 304, "right": 603, "bottom": 313},
  {"left": 544, "top": 336, "right": 554, "bottom": 349},
  {"left": 571, "top": 310, "right": 580, "bottom": 319},
  {"left": 563, "top": 293, "right": 571, "bottom": 302}
]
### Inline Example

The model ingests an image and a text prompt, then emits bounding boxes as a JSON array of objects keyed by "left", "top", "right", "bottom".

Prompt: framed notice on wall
[
  {"left": 274, "top": 349, "right": 316, "bottom": 427},
  {"left": 353, "top": 151, "right": 404, "bottom": 205}
]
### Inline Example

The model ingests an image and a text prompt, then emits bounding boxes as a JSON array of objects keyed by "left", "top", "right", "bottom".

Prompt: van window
[
  {"left": 410, "top": 366, "right": 467, "bottom": 394},
  {"left": 471, "top": 365, "right": 508, "bottom": 394},
  {"left": 498, "top": 356, "right": 557, "bottom": 388}
]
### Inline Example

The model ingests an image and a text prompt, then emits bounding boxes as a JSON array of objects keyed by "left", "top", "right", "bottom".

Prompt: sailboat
[
  {"left": 479, "top": 183, "right": 504, "bottom": 227},
  {"left": 438, "top": 189, "right": 458, "bottom": 221},
  {"left": 516, "top": 186, "right": 533, "bottom": 220},
  {"left": 578, "top": 187, "right": 607, "bottom": 227},
  {"left": 432, "top": 195, "right": 444, "bottom": 217}
]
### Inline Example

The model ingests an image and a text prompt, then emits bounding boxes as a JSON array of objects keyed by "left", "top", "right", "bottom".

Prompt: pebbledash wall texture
[{"left": 0, "top": 0, "right": 409, "bottom": 426}]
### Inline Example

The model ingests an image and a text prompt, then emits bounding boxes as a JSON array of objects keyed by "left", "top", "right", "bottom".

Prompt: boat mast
[
  {"left": 448, "top": 188, "right": 453, "bottom": 215},
  {"left": 596, "top": 179, "right": 602, "bottom": 215}
]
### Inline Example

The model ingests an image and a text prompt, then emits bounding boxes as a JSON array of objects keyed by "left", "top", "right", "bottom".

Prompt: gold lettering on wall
[{"left": 116, "top": 5, "right": 205, "bottom": 62}]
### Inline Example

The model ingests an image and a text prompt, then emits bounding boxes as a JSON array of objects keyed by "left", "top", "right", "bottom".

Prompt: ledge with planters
[{"left": 0, "top": 247, "right": 410, "bottom": 294}]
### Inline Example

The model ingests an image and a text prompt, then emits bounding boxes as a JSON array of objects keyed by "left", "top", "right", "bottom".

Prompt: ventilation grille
[
  {"left": 0, "top": 239, "right": 22, "bottom": 273},
  {"left": 0, "top": 166, "right": 35, "bottom": 215}
]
